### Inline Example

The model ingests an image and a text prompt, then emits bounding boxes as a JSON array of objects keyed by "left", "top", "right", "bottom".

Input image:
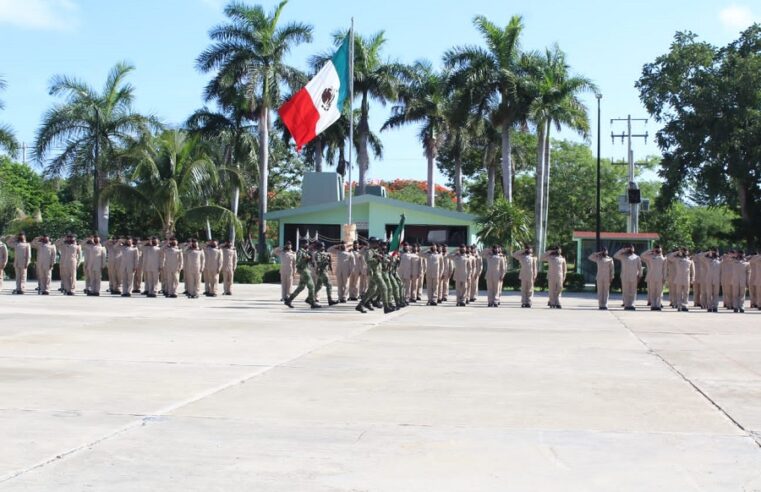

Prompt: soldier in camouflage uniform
[
  {"left": 356, "top": 238, "right": 393, "bottom": 314},
  {"left": 284, "top": 243, "right": 320, "bottom": 309},
  {"left": 313, "top": 242, "right": 339, "bottom": 306},
  {"left": 387, "top": 246, "right": 406, "bottom": 308}
]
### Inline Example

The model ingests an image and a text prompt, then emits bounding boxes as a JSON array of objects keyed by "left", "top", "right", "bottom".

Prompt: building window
[{"left": 384, "top": 224, "right": 468, "bottom": 246}]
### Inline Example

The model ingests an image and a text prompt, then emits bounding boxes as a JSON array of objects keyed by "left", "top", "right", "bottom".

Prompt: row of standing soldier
[{"left": 0, "top": 233, "right": 238, "bottom": 299}]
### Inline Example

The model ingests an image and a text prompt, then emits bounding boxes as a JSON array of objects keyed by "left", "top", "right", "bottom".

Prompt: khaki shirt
[
  {"left": 641, "top": 251, "right": 667, "bottom": 284},
  {"left": 163, "top": 247, "right": 184, "bottom": 273},
  {"left": 541, "top": 252, "right": 567, "bottom": 282},
  {"left": 485, "top": 252, "right": 507, "bottom": 281},
  {"left": 588, "top": 253, "right": 615, "bottom": 282},
  {"left": 512, "top": 252, "right": 537, "bottom": 282},
  {"left": 203, "top": 246, "right": 222, "bottom": 274},
  {"left": 671, "top": 256, "right": 695, "bottom": 286},
  {"left": 120, "top": 246, "right": 140, "bottom": 273},
  {"left": 451, "top": 253, "right": 472, "bottom": 282},
  {"left": 222, "top": 247, "right": 238, "bottom": 271},
  {"left": 32, "top": 241, "right": 57, "bottom": 270},
  {"left": 141, "top": 245, "right": 163, "bottom": 272},
  {"left": 614, "top": 249, "right": 643, "bottom": 283},
  {"left": 184, "top": 248, "right": 205, "bottom": 275},
  {"left": 423, "top": 251, "right": 442, "bottom": 279}
]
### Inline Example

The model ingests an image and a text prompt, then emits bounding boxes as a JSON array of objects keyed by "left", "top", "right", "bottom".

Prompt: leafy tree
[
  {"left": 382, "top": 61, "right": 447, "bottom": 207},
  {"left": 476, "top": 197, "right": 531, "bottom": 251},
  {"left": 0, "top": 76, "right": 18, "bottom": 156},
  {"left": 636, "top": 25, "right": 761, "bottom": 247},
  {"left": 197, "top": 0, "right": 313, "bottom": 257},
  {"left": 33, "top": 62, "right": 155, "bottom": 238}
]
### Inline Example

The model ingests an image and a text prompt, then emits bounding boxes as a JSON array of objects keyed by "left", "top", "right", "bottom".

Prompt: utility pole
[
  {"left": 611, "top": 115, "right": 648, "bottom": 233},
  {"left": 21, "top": 142, "right": 27, "bottom": 165}
]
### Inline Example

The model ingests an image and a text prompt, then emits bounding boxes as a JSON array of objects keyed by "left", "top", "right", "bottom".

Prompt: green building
[{"left": 264, "top": 172, "right": 478, "bottom": 247}]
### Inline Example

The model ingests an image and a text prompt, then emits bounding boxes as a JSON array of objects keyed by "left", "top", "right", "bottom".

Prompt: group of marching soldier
[{"left": 0, "top": 232, "right": 237, "bottom": 298}]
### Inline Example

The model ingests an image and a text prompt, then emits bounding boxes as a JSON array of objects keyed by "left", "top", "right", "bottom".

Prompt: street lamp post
[{"left": 595, "top": 93, "right": 602, "bottom": 252}]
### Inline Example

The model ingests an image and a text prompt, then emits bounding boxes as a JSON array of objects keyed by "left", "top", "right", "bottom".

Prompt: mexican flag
[
  {"left": 278, "top": 35, "right": 351, "bottom": 150},
  {"left": 389, "top": 214, "right": 406, "bottom": 254}
]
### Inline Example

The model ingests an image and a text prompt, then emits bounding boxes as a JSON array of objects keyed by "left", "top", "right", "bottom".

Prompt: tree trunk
[
  {"left": 534, "top": 121, "right": 546, "bottom": 255},
  {"left": 736, "top": 179, "right": 754, "bottom": 248},
  {"left": 426, "top": 150, "right": 435, "bottom": 207},
  {"left": 257, "top": 107, "right": 269, "bottom": 260},
  {"left": 540, "top": 127, "right": 551, "bottom": 253},
  {"left": 315, "top": 138, "right": 323, "bottom": 172},
  {"left": 96, "top": 170, "right": 109, "bottom": 239},
  {"left": 455, "top": 156, "right": 463, "bottom": 212},
  {"left": 500, "top": 124, "right": 513, "bottom": 202},
  {"left": 229, "top": 185, "right": 240, "bottom": 243},
  {"left": 487, "top": 164, "right": 496, "bottom": 207},
  {"left": 357, "top": 92, "right": 370, "bottom": 196}
]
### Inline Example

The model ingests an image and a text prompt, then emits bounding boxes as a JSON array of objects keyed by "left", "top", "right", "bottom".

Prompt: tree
[
  {"left": 382, "top": 61, "right": 447, "bottom": 207},
  {"left": 529, "top": 46, "right": 595, "bottom": 255},
  {"left": 636, "top": 26, "right": 761, "bottom": 247},
  {"left": 0, "top": 76, "right": 18, "bottom": 156},
  {"left": 102, "top": 130, "right": 240, "bottom": 238},
  {"left": 197, "top": 0, "right": 313, "bottom": 258},
  {"left": 445, "top": 15, "right": 535, "bottom": 203},
  {"left": 33, "top": 62, "right": 154, "bottom": 238},
  {"left": 476, "top": 197, "right": 531, "bottom": 251}
]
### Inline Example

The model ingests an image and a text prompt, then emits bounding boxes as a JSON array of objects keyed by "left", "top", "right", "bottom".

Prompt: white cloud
[
  {"left": 0, "top": 0, "right": 79, "bottom": 31},
  {"left": 719, "top": 4, "right": 758, "bottom": 30}
]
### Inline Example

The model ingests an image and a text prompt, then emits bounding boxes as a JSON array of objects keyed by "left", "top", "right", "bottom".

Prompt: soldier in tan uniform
[
  {"left": 55, "top": 234, "right": 82, "bottom": 295},
  {"left": 398, "top": 243, "right": 415, "bottom": 303},
  {"left": 720, "top": 250, "right": 734, "bottom": 309},
  {"left": 641, "top": 246, "right": 667, "bottom": 311},
  {"left": 183, "top": 239, "right": 205, "bottom": 298},
  {"left": 483, "top": 246, "right": 506, "bottom": 307},
  {"left": 140, "top": 238, "right": 162, "bottom": 297},
  {"left": 31, "top": 235, "right": 57, "bottom": 295},
  {"left": 468, "top": 245, "right": 481, "bottom": 303},
  {"left": 614, "top": 245, "right": 643, "bottom": 311},
  {"left": 422, "top": 244, "right": 443, "bottom": 306},
  {"left": 698, "top": 249, "right": 722, "bottom": 312},
  {"left": 665, "top": 249, "right": 679, "bottom": 308},
  {"left": 451, "top": 245, "right": 473, "bottom": 306},
  {"left": 414, "top": 244, "right": 425, "bottom": 302},
  {"left": 541, "top": 247, "right": 567, "bottom": 308},
  {"left": 221, "top": 240, "right": 238, "bottom": 295},
  {"left": 118, "top": 238, "right": 139, "bottom": 297},
  {"left": 588, "top": 249, "right": 615, "bottom": 310},
  {"left": 105, "top": 238, "right": 122, "bottom": 294},
  {"left": 512, "top": 245, "right": 538, "bottom": 308},
  {"left": 82, "top": 236, "right": 106, "bottom": 296},
  {"left": 693, "top": 250, "right": 704, "bottom": 308},
  {"left": 6, "top": 233, "right": 32, "bottom": 294},
  {"left": 748, "top": 251, "right": 761, "bottom": 310},
  {"left": 0, "top": 238, "right": 7, "bottom": 292},
  {"left": 161, "top": 239, "right": 183, "bottom": 298},
  {"left": 438, "top": 245, "right": 452, "bottom": 303},
  {"left": 669, "top": 248, "right": 695, "bottom": 311},
  {"left": 730, "top": 251, "right": 751, "bottom": 313},
  {"left": 327, "top": 242, "right": 354, "bottom": 303},
  {"left": 274, "top": 242, "right": 297, "bottom": 301},
  {"left": 202, "top": 240, "right": 223, "bottom": 296}
]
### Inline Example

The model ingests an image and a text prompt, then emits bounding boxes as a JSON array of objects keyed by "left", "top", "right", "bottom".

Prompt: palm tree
[
  {"left": 0, "top": 76, "right": 18, "bottom": 156},
  {"left": 197, "top": 0, "right": 312, "bottom": 258},
  {"left": 382, "top": 61, "right": 446, "bottom": 207},
  {"left": 103, "top": 130, "right": 240, "bottom": 238},
  {"left": 186, "top": 87, "right": 258, "bottom": 243},
  {"left": 445, "top": 15, "right": 535, "bottom": 203},
  {"left": 441, "top": 87, "right": 475, "bottom": 212},
  {"left": 476, "top": 197, "right": 531, "bottom": 252},
  {"left": 529, "top": 46, "right": 595, "bottom": 254},
  {"left": 33, "top": 62, "right": 154, "bottom": 238}
]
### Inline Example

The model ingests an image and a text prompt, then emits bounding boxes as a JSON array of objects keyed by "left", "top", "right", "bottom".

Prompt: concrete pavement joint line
[
  {"left": 0, "top": 307, "right": 406, "bottom": 485},
  {"left": 609, "top": 311, "right": 761, "bottom": 450},
  {"left": 0, "top": 355, "right": 275, "bottom": 369}
]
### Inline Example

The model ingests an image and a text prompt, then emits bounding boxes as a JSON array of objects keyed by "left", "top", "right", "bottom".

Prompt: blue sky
[{"left": 0, "top": 0, "right": 758, "bottom": 185}]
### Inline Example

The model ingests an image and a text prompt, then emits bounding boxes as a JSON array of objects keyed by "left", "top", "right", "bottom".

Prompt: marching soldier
[
  {"left": 162, "top": 238, "right": 183, "bottom": 298},
  {"left": 349, "top": 240, "right": 367, "bottom": 301},
  {"left": 698, "top": 249, "right": 722, "bottom": 312},
  {"left": 483, "top": 246, "right": 506, "bottom": 307},
  {"left": 273, "top": 242, "right": 297, "bottom": 301},
  {"left": 588, "top": 249, "right": 615, "bottom": 310},
  {"left": 512, "top": 245, "right": 538, "bottom": 308},
  {"left": 614, "top": 245, "right": 642, "bottom": 311},
  {"left": 0, "top": 237, "right": 7, "bottom": 292},
  {"left": 452, "top": 244, "right": 473, "bottom": 306},
  {"left": 641, "top": 246, "right": 667, "bottom": 311},
  {"left": 669, "top": 248, "right": 695, "bottom": 312},
  {"left": 6, "top": 233, "right": 31, "bottom": 294},
  {"left": 119, "top": 238, "right": 140, "bottom": 297},
  {"left": 221, "top": 240, "right": 238, "bottom": 296},
  {"left": 105, "top": 238, "right": 123, "bottom": 294},
  {"left": 285, "top": 242, "right": 319, "bottom": 309},
  {"left": 202, "top": 239, "right": 223, "bottom": 297},
  {"left": 541, "top": 246, "right": 567, "bottom": 309},
  {"left": 422, "top": 244, "right": 442, "bottom": 306},
  {"left": 83, "top": 235, "right": 106, "bottom": 296},
  {"left": 183, "top": 239, "right": 205, "bottom": 299},
  {"left": 31, "top": 235, "right": 57, "bottom": 296},
  {"left": 730, "top": 250, "right": 750, "bottom": 313},
  {"left": 313, "top": 242, "right": 339, "bottom": 306},
  {"left": 328, "top": 242, "right": 354, "bottom": 303},
  {"left": 141, "top": 237, "right": 163, "bottom": 298}
]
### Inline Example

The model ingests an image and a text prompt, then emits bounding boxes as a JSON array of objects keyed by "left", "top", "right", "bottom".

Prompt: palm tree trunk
[
  {"left": 500, "top": 124, "right": 513, "bottom": 202},
  {"left": 534, "top": 121, "right": 546, "bottom": 255},
  {"left": 229, "top": 185, "right": 240, "bottom": 243},
  {"left": 455, "top": 156, "right": 463, "bottom": 212},
  {"left": 257, "top": 106, "right": 269, "bottom": 260},
  {"left": 357, "top": 92, "right": 370, "bottom": 196},
  {"left": 315, "top": 138, "right": 323, "bottom": 172},
  {"left": 487, "top": 164, "right": 496, "bottom": 207},
  {"left": 96, "top": 171, "right": 109, "bottom": 239},
  {"left": 426, "top": 150, "right": 435, "bottom": 207},
  {"left": 540, "top": 127, "right": 551, "bottom": 253}
]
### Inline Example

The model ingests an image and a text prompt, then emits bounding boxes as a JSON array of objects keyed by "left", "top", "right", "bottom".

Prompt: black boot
[{"left": 355, "top": 303, "right": 366, "bottom": 314}]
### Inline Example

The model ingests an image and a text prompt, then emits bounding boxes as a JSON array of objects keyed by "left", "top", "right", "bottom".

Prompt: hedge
[{"left": 233, "top": 264, "right": 280, "bottom": 284}]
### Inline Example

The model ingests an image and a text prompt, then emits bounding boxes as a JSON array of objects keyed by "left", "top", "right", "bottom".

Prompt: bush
[
  {"left": 564, "top": 272, "right": 586, "bottom": 292},
  {"left": 234, "top": 264, "right": 280, "bottom": 284},
  {"left": 503, "top": 270, "right": 521, "bottom": 291},
  {"left": 535, "top": 271, "right": 548, "bottom": 291}
]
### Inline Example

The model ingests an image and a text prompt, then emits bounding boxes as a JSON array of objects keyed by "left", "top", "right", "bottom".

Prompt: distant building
[
  {"left": 264, "top": 172, "right": 478, "bottom": 247},
  {"left": 573, "top": 231, "right": 660, "bottom": 283}
]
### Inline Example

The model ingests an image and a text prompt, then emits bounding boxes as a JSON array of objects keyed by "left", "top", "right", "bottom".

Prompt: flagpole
[{"left": 347, "top": 18, "right": 355, "bottom": 235}]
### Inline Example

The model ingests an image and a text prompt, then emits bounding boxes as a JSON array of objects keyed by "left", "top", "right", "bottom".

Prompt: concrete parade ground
[{"left": 1, "top": 283, "right": 760, "bottom": 491}]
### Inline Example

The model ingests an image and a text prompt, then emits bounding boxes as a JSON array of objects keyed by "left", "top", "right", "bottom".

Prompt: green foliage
[
  {"left": 233, "top": 263, "right": 280, "bottom": 284},
  {"left": 564, "top": 272, "right": 586, "bottom": 292},
  {"left": 476, "top": 198, "right": 531, "bottom": 250}
]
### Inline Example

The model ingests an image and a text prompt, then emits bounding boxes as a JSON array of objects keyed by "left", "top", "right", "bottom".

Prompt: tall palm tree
[
  {"left": 529, "top": 46, "right": 595, "bottom": 254},
  {"left": 186, "top": 87, "right": 258, "bottom": 243},
  {"left": 197, "top": 0, "right": 312, "bottom": 258},
  {"left": 0, "top": 76, "right": 18, "bottom": 156},
  {"left": 33, "top": 62, "right": 154, "bottom": 238},
  {"left": 445, "top": 15, "right": 535, "bottom": 203},
  {"left": 103, "top": 130, "right": 240, "bottom": 238},
  {"left": 441, "top": 87, "right": 475, "bottom": 212},
  {"left": 382, "top": 61, "right": 446, "bottom": 207}
]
